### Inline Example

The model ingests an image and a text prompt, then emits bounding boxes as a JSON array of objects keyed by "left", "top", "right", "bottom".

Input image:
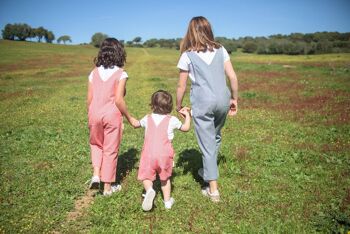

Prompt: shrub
[{"left": 242, "top": 41, "right": 258, "bottom": 53}]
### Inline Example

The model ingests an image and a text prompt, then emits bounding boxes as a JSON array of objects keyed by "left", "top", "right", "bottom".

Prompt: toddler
[{"left": 134, "top": 90, "right": 190, "bottom": 211}]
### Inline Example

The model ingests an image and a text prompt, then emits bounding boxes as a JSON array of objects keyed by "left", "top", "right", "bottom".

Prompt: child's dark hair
[
  {"left": 151, "top": 90, "right": 173, "bottom": 115},
  {"left": 94, "top": 38, "right": 126, "bottom": 69}
]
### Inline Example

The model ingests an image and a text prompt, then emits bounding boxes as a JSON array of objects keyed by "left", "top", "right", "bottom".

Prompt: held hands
[
  {"left": 228, "top": 99, "right": 238, "bottom": 116},
  {"left": 179, "top": 107, "right": 191, "bottom": 118},
  {"left": 177, "top": 106, "right": 191, "bottom": 119},
  {"left": 128, "top": 116, "right": 140, "bottom": 128}
]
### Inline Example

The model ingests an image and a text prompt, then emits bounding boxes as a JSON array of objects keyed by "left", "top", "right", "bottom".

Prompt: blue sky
[{"left": 0, "top": 0, "right": 349, "bottom": 44}]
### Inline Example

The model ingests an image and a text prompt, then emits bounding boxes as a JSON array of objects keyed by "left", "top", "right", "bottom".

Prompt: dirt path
[
  {"left": 142, "top": 48, "right": 150, "bottom": 56},
  {"left": 52, "top": 189, "right": 96, "bottom": 233}
]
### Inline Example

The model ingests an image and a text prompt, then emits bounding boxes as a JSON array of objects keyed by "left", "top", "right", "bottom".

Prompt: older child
[
  {"left": 176, "top": 16, "right": 238, "bottom": 202},
  {"left": 133, "top": 90, "right": 190, "bottom": 211},
  {"left": 87, "top": 38, "right": 136, "bottom": 196}
]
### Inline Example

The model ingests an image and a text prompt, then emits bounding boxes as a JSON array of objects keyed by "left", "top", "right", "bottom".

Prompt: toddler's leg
[
  {"left": 161, "top": 179, "right": 171, "bottom": 202},
  {"left": 143, "top": 179, "right": 153, "bottom": 191},
  {"left": 142, "top": 180, "right": 156, "bottom": 211}
]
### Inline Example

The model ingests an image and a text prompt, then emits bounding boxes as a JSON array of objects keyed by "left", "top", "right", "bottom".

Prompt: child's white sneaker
[
  {"left": 89, "top": 176, "right": 100, "bottom": 189},
  {"left": 164, "top": 197, "right": 175, "bottom": 209},
  {"left": 201, "top": 187, "right": 220, "bottom": 202},
  {"left": 103, "top": 184, "right": 122, "bottom": 196},
  {"left": 142, "top": 188, "right": 156, "bottom": 211}
]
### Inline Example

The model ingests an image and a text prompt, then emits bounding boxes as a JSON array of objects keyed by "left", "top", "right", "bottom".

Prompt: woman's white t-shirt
[
  {"left": 139, "top": 113, "right": 182, "bottom": 140},
  {"left": 177, "top": 47, "right": 230, "bottom": 82},
  {"left": 88, "top": 66, "right": 128, "bottom": 82}
]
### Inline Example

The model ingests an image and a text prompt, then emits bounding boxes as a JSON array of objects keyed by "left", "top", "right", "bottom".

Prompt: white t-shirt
[
  {"left": 177, "top": 47, "right": 230, "bottom": 83},
  {"left": 139, "top": 113, "right": 182, "bottom": 140},
  {"left": 88, "top": 66, "right": 128, "bottom": 82}
]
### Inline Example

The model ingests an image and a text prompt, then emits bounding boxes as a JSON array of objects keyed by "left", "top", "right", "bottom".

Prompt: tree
[
  {"left": 57, "top": 35, "right": 72, "bottom": 44},
  {"left": 91, "top": 32, "right": 108, "bottom": 48},
  {"left": 34, "top": 27, "right": 46, "bottom": 42},
  {"left": 133, "top": 36, "right": 142, "bottom": 44},
  {"left": 290, "top": 33, "right": 304, "bottom": 42},
  {"left": 13, "top": 23, "right": 32, "bottom": 41},
  {"left": 44, "top": 31, "right": 55, "bottom": 43},
  {"left": 215, "top": 37, "right": 237, "bottom": 54},
  {"left": 144, "top": 38, "right": 158, "bottom": 48},
  {"left": 2, "top": 24, "right": 15, "bottom": 40}
]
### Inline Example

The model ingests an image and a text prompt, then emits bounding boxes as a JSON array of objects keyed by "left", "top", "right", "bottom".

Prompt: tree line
[
  {"left": 138, "top": 32, "right": 350, "bottom": 55},
  {"left": 237, "top": 32, "right": 350, "bottom": 55},
  {"left": 3, "top": 25, "right": 349, "bottom": 54},
  {"left": 1, "top": 23, "right": 72, "bottom": 44},
  {"left": 91, "top": 32, "right": 349, "bottom": 55}
]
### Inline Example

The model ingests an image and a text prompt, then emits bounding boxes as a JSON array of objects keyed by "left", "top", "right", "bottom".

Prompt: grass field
[{"left": 0, "top": 40, "right": 349, "bottom": 233}]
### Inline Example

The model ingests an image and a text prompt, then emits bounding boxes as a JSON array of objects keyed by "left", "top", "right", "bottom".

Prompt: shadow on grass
[
  {"left": 175, "top": 148, "right": 206, "bottom": 189},
  {"left": 115, "top": 148, "right": 138, "bottom": 184},
  {"left": 176, "top": 148, "right": 227, "bottom": 187}
]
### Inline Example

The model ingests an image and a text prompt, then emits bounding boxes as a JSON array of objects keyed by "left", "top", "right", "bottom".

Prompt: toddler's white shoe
[
  {"left": 89, "top": 176, "right": 100, "bottom": 189},
  {"left": 164, "top": 197, "right": 175, "bottom": 209},
  {"left": 103, "top": 184, "right": 122, "bottom": 196},
  {"left": 142, "top": 188, "right": 156, "bottom": 211},
  {"left": 201, "top": 187, "right": 220, "bottom": 203}
]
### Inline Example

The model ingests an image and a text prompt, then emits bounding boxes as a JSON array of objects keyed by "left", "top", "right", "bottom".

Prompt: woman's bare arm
[
  {"left": 176, "top": 69, "right": 189, "bottom": 112},
  {"left": 224, "top": 60, "right": 238, "bottom": 116}
]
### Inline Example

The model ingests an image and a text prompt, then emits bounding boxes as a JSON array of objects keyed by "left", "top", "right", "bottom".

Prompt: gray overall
[{"left": 187, "top": 47, "right": 231, "bottom": 181}]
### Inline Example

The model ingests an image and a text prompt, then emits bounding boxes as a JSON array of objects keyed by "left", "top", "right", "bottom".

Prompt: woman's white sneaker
[{"left": 201, "top": 187, "right": 220, "bottom": 202}]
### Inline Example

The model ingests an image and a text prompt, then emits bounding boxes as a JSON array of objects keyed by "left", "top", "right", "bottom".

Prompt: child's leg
[
  {"left": 160, "top": 179, "right": 171, "bottom": 201},
  {"left": 104, "top": 182, "right": 111, "bottom": 191},
  {"left": 89, "top": 123, "right": 104, "bottom": 177},
  {"left": 93, "top": 166, "right": 100, "bottom": 177},
  {"left": 143, "top": 179, "right": 153, "bottom": 191},
  {"left": 101, "top": 119, "right": 122, "bottom": 191}
]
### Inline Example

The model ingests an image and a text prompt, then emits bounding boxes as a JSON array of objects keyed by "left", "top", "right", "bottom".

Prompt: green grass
[{"left": 0, "top": 40, "right": 349, "bottom": 233}]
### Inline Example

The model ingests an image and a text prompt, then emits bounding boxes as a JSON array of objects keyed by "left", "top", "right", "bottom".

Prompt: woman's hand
[{"left": 228, "top": 99, "right": 238, "bottom": 116}]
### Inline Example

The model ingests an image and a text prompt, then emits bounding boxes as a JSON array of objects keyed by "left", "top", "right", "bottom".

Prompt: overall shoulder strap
[{"left": 111, "top": 68, "right": 124, "bottom": 81}]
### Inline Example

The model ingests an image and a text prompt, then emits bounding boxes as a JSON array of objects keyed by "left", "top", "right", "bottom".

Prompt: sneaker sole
[
  {"left": 142, "top": 190, "right": 156, "bottom": 211},
  {"left": 210, "top": 196, "right": 220, "bottom": 203},
  {"left": 89, "top": 182, "right": 100, "bottom": 190}
]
